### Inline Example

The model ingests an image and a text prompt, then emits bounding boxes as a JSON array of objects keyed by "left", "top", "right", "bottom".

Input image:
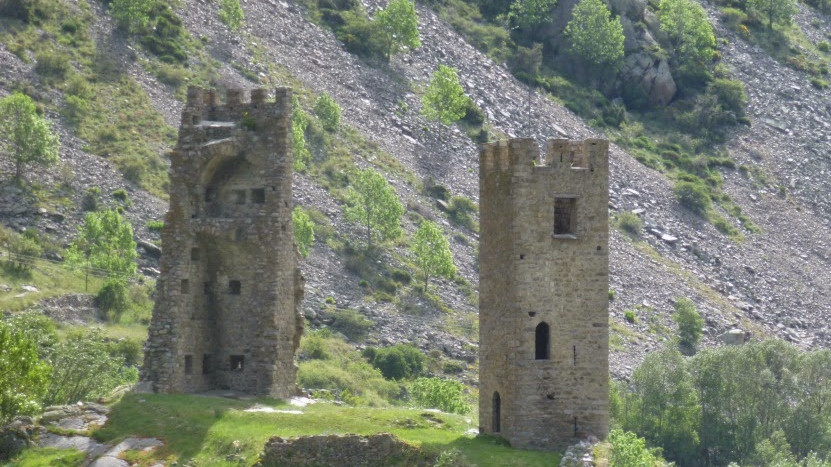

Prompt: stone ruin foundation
[
  {"left": 478, "top": 138, "right": 610, "bottom": 450},
  {"left": 142, "top": 87, "right": 304, "bottom": 397}
]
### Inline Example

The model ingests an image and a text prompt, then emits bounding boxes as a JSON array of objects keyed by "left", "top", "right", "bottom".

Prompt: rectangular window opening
[
  {"left": 229, "top": 280, "right": 241, "bottom": 295},
  {"left": 202, "top": 354, "right": 211, "bottom": 374},
  {"left": 191, "top": 248, "right": 200, "bottom": 261},
  {"left": 554, "top": 198, "right": 576, "bottom": 235},
  {"left": 184, "top": 355, "right": 193, "bottom": 374},
  {"left": 230, "top": 355, "right": 245, "bottom": 371},
  {"left": 251, "top": 188, "right": 265, "bottom": 204},
  {"left": 180, "top": 279, "right": 190, "bottom": 294}
]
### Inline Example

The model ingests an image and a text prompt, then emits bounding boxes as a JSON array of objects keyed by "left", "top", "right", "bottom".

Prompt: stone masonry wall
[
  {"left": 142, "top": 87, "right": 304, "bottom": 397},
  {"left": 479, "top": 138, "right": 609, "bottom": 450}
]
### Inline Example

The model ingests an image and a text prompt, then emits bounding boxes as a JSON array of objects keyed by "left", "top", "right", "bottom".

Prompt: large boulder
[
  {"left": 0, "top": 417, "right": 39, "bottom": 461},
  {"left": 619, "top": 53, "right": 677, "bottom": 107}
]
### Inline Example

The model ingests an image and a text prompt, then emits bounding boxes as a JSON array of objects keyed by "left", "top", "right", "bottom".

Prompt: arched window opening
[
  {"left": 535, "top": 322, "right": 550, "bottom": 360},
  {"left": 492, "top": 392, "right": 501, "bottom": 433}
]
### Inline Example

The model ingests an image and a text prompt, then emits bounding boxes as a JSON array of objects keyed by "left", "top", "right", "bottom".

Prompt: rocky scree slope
[{"left": 0, "top": 0, "right": 830, "bottom": 377}]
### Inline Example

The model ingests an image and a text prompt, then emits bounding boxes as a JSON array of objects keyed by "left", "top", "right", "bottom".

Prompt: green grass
[
  {"left": 0, "top": 259, "right": 106, "bottom": 312},
  {"left": 88, "top": 393, "right": 561, "bottom": 466},
  {"left": 8, "top": 447, "right": 86, "bottom": 467}
]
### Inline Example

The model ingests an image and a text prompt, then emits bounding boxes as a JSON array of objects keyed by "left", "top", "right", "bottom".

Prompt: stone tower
[
  {"left": 142, "top": 87, "right": 304, "bottom": 397},
  {"left": 478, "top": 138, "right": 609, "bottom": 450}
]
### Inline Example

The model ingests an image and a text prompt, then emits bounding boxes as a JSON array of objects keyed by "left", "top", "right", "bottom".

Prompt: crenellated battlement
[{"left": 181, "top": 86, "right": 292, "bottom": 127}]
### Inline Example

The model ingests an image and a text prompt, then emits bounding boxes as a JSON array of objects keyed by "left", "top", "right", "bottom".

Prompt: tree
[
  {"left": 748, "top": 0, "right": 797, "bottom": 30},
  {"left": 109, "top": 0, "right": 155, "bottom": 32},
  {"left": 658, "top": 0, "right": 716, "bottom": 66},
  {"left": 508, "top": 0, "right": 558, "bottom": 30},
  {"left": 422, "top": 65, "right": 469, "bottom": 125},
  {"left": 411, "top": 220, "right": 456, "bottom": 289},
  {"left": 292, "top": 206, "right": 315, "bottom": 258},
  {"left": 0, "top": 321, "right": 51, "bottom": 423},
  {"left": 345, "top": 168, "right": 404, "bottom": 250},
  {"left": 564, "top": 0, "right": 625, "bottom": 70},
  {"left": 0, "top": 92, "right": 59, "bottom": 181},
  {"left": 375, "top": 0, "right": 421, "bottom": 61},
  {"left": 674, "top": 297, "right": 704, "bottom": 354},
  {"left": 66, "top": 209, "right": 137, "bottom": 291},
  {"left": 218, "top": 0, "right": 244, "bottom": 31},
  {"left": 313, "top": 92, "right": 341, "bottom": 131}
]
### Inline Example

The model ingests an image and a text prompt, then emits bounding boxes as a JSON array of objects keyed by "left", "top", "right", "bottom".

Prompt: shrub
[
  {"left": 146, "top": 220, "right": 164, "bottom": 232},
  {"left": 336, "top": 9, "right": 387, "bottom": 59},
  {"left": 218, "top": 0, "right": 244, "bottom": 30},
  {"left": 34, "top": 50, "right": 71, "bottom": 80},
  {"left": 110, "top": 0, "right": 155, "bottom": 32},
  {"left": 409, "top": 377, "right": 471, "bottom": 414},
  {"left": 0, "top": 321, "right": 51, "bottom": 423},
  {"left": 710, "top": 78, "right": 747, "bottom": 116},
  {"left": 446, "top": 195, "right": 478, "bottom": 230},
  {"left": 422, "top": 65, "right": 469, "bottom": 125},
  {"left": 313, "top": 92, "right": 341, "bottom": 131},
  {"left": 608, "top": 429, "right": 665, "bottom": 467},
  {"left": 44, "top": 328, "right": 138, "bottom": 405},
  {"left": 674, "top": 298, "right": 704, "bottom": 354},
  {"left": 330, "top": 309, "right": 373, "bottom": 341},
  {"left": 721, "top": 7, "right": 748, "bottom": 29},
  {"left": 368, "top": 343, "right": 424, "bottom": 380},
  {"left": 811, "top": 77, "right": 829, "bottom": 89},
  {"left": 674, "top": 180, "right": 712, "bottom": 215},
  {"left": 95, "top": 279, "right": 129, "bottom": 321},
  {"left": 819, "top": 41, "right": 830, "bottom": 53},
  {"left": 624, "top": 309, "right": 637, "bottom": 323},
  {"left": 292, "top": 206, "right": 315, "bottom": 257},
  {"left": 82, "top": 187, "right": 101, "bottom": 212},
  {"left": 112, "top": 188, "right": 130, "bottom": 206},
  {"left": 616, "top": 211, "right": 643, "bottom": 236}
]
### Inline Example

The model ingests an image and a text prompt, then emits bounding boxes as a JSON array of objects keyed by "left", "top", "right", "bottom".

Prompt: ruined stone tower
[
  {"left": 478, "top": 138, "right": 609, "bottom": 450},
  {"left": 142, "top": 87, "right": 304, "bottom": 397}
]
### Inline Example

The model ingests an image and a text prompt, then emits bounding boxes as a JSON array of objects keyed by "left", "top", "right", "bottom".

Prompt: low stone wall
[{"left": 257, "top": 433, "right": 435, "bottom": 467}]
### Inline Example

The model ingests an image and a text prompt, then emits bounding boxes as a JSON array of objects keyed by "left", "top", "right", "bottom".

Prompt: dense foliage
[
  {"left": 673, "top": 298, "right": 704, "bottom": 354},
  {"left": 345, "top": 168, "right": 404, "bottom": 249},
  {"left": 613, "top": 341, "right": 831, "bottom": 466},
  {"left": 0, "top": 92, "right": 60, "bottom": 181},
  {"left": 365, "top": 343, "right": 425, "bottom": 380},
  {"left": 218, "top": 0, "right": 244, "bottom": 30},
  {"left": 411, "top": 220, "right": 456, "bottom": 289},
  {"left": 292, "top": 206, "right": 315, "bottom": 258},
  {"left": 66, "top": 209, "right": 138, "bottom": 279},
  {"left": 375, "top": 0, "right": 421, "bottom": 61},
  {"left": 313, "top": 92, "right": 341, "bottom": 132},
  {"left": 409, "top": 377, "right": 471, "bottom": 414},
  {"left": 564, "top": 0, "right": 624, "bottom": 70},
  {"left": 0, "top": 321, "right": 51, "bottom": 423},
  {"left": 422, "top": 65, "right": 470, "bottom": 125}
]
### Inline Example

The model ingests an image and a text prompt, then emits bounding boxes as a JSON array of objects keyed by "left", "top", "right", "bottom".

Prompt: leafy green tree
[
  {"left": 409, "top": 377, "right": 471, "bottom": 414},
  {"left": 313, "top": 92, "right": 341, "bottom": 131},
  {"left": 0, "top": 92, "right": 59, "bottom": 181},
  {"left": 44, "top": 328, "right": 137, "bottom": 405},
  {"left": 411, "top": 220, "right": 456, "bottom": 289},
  {"left": 66, "top": 209, "right": 137, "bottom": 291},
  {"left": 109, "top": 0, "right": 155, "bottom": 32},
  {"left": 673, "top": 298, "right": 704, "bottom": 354},
  {"left": 292, "top": 206, "right": 315, "bottom": 258},
  {"left": 749, "top": 0, "right": 797, "bottom": 30},
  {"left": 564, "top": 0, "right": 625, "bottom": 70},
  {"left": 375, "top": 0, "right": 421, "bottom": 61},
  {"left": 218, "top": 0, "right": 244, "bottom": 30},
  {"left": 378, "top": 3, "right": 419, "bottom": 52},
  {"left": 508, "top": 0, "right": 558, "bottom": 29},
  {"left": 422, "top": 65, "right": 469, "bottom": 125},
  {"left": 0, "top": 321, "right": 51, "bottom": 423},
  {"left": 659, "top": 0, "right": 716, "bottom": 66},
  {"left": 292, "top": 97, "right": 311, "bottom": 172},
  {"left": 345, "top": 168, "right": 404, "bottom": 250}
]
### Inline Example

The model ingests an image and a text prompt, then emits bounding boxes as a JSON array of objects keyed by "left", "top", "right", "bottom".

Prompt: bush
[
  {"left": 608, "top": 429, "right": 665, "bottom": 467},
  {"left": 368, "top": 343, "right": 424, "bottom": 380},
  {"left": 35, "top": 50, "right": 71, "bottom": 80},
  {"left": 422, "top": 65, "right": 470, "bottom": 125},
  {"left": 674, "top": 298, "right": 704, "bottom": 354},
  {"left": 82, "top": 187, "right": 101, "bottom": 211},
  {"left": 112, "top": 188, "right": 130, "bottom": 206},
  {"left": 313, "top": 92, "right": 341, "bottom": 131},
  {"left": 409, "top": 377, "right": 471, "bottom": 414},
  {"left": 624, "top": 309, "right": 637, "bottom": 323},
  {"left": 710, "top": 78, "right": 747, "bottom": 116},
  {"left": 616, "top": 211, "right": 643, "bottom": 236},
  {"left": 674, "top": 180, "right": 712, "bottom": 215},
  {"left": 146, "top": 220, "right": 164, "bottom": 232},
  {"left": 819, "top": 41, "right": 830, "bottom": 53},
  {"left": 336, "top": 9, "right": 387, "bottom": 59},
  {"left": 446, "top": 195, "right": 478, "bottom": 230},
  {"left": 0, "top": 321, "right": 51, "bottom": 423},
  {"left": 218, "top": 0, "right": 244, "bottom": 30},
  {"left": 329, "top": 308, "right": 373, "bottom": 341},
  {"left": 44, "top": 328, "right": 138, "bottom": 405},
  {"left": 95, "top": 279, "right": 129, "bottom": 321},
  {"left": 292, "top": 206, "right": 315, "bottom": 257}
]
